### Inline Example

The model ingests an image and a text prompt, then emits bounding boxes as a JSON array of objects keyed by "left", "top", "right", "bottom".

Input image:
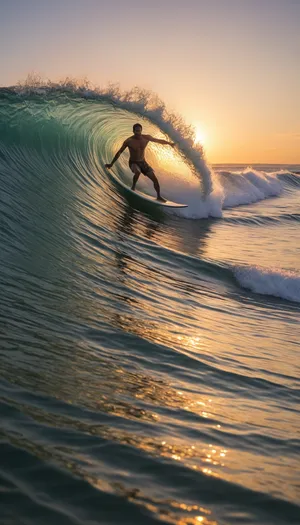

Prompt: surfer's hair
[{"left": 133, "top": 123, "right": 142, "bottom": 132}]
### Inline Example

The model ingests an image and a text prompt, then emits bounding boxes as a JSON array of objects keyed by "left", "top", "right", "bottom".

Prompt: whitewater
[{"left": 0, "top": 80, "right": 299, "bottom": 525}]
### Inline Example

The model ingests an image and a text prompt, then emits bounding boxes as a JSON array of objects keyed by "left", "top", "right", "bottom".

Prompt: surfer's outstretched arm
[
  {"left": 146, "top": 135, "right": 175, "bottom": 147},
  {"left": 105, "top": 141, "right": 128, "bottom": 168}
]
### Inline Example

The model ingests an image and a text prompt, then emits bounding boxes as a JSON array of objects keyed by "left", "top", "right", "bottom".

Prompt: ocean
[{"left": 0, "top": 83, "right": 299, "bottom": 525}]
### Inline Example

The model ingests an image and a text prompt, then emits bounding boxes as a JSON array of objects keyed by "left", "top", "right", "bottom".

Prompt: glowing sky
[{"left": 1, "top": 0, "right": 299, "bottom": 163}]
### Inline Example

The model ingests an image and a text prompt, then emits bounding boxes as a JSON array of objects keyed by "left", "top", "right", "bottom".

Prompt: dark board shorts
[{"left": 129, "top": 160, "right": 154, "bottom": 177}]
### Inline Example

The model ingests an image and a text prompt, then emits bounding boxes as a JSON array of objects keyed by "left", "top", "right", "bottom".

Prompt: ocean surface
[{"left": 0, "top": 83, "right": 299, "bottom": 525}]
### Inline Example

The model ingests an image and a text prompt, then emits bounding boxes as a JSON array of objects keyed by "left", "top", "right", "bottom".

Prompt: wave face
[{"left": 1, "top": 82, "right": 300, "bottom": 525}]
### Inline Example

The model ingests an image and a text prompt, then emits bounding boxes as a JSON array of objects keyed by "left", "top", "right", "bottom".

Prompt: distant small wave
[
  {"left": 233, "top": 265, "right": 300, "bottom": 303},
  {"left": 223, "top": 213, "right": 300, "bottom": 226},
  {"left": 214, "top": 168, "right": 283, "bottom": 208}
]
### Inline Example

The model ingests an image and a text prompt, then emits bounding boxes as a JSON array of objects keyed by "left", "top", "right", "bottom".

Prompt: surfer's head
[{"left": 133, "top": 123, "right": 142, "bottom": 137}]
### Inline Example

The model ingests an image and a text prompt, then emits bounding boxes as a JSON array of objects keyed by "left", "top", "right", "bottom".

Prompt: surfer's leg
[
  {"left": 145, "top": 171, "right": 166, "bottom": 202},
  {"left": 130, "top": 164, "right": 141, "bottom": 191}
]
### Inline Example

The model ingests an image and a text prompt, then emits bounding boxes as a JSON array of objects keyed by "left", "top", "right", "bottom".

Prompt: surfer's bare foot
[
  {"left": 157, "top": 196, "right": 166, "bottom": 203},
  {"left": 131, "top": 186, "right": 136, "bottom": 191}
]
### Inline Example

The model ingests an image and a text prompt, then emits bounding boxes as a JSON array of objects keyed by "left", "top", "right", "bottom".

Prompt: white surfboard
[{"left": 108, "top": 170, "right": 188, "bottom": 209}]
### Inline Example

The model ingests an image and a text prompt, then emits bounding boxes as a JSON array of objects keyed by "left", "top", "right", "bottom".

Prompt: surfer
[{"left": 105, "top": 123, "right": 175, "bottom": 202}]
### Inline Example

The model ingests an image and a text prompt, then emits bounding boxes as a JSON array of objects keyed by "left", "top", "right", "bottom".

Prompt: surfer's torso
[{"left": 126, "top": 135, "right": 150, "bottom": 162}]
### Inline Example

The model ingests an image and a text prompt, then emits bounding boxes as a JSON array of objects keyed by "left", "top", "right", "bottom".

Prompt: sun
[{"left": 194, "top": 126, "right": 207, "bottom": 147}]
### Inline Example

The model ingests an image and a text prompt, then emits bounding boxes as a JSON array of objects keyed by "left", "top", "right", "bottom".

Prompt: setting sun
[{"left": 194, "top": 126, "right": 207, "bottom": 147}]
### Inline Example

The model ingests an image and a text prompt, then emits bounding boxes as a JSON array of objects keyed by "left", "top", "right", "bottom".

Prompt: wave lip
[{"left": 233, "top": 265, "right": 300, "bottom": 303}]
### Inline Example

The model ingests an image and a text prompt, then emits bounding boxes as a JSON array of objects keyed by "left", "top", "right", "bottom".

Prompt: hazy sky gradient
[{"left": 1, "top": 0, "right": 299, "bottom": 163}]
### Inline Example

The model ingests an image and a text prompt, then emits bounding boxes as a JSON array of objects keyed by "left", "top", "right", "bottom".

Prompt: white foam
[
  {"left": 216, "top": 168, "right": 283, "bottom": 208},
  {"left": 175, "top": 184, "right": 223, "bottom": 219},
  {"left": 234, "top": 265, "right": 300, "bottom": 303}
]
